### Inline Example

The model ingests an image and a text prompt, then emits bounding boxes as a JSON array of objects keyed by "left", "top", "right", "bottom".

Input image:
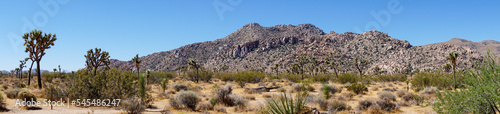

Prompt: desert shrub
[
  {"left": 420, "top": 87, "right": 437, "bottom": 95},
  {"left": 43, "top": 84, "right": 69, "bottom": 101},
  {"left": 316, "top": 97, "right": 328, "bottom": 110},
  {"left": 0, "top": 92, "right": 7, "bottom": 112},
  {"left": 313, "top": 73, "right": 334, "bottom": 82},
  {"left": 328, "top": 100, "right": 351, "bottom": 113},
  {"left": 233, "top": 71, "right": 265, "bottom": 87},
  {"left": 292, "top": 82, "right": 314, "bottom": 93},
  {"left": 357, "top": 99, "right": 375, "bottom": 111},
  {"left": 347, "top": 83, "right": 368, "bottom": 94},
  {"left": 376, "top": 99, "right": 399, "bottom": 111},
  {"left": 336, "top": 73, "right": 362, "bottom": 84},
  {"left": 402, "top": 93, "right": 423, "bottom": 105},
  {"left": 214, "top": 83, "right": 245, "bottom": 107},
  {"left": 5, "top": 88, "right": 21, "bottom": 99},
  {"left": 395, "top": 90, "right": 406, "bottom": 97},
  {"left": 378, "top": 92, "right": 396, "bottom": 101},
  {"left": 321, "top": 84, "right": 340, "bottom": 99},
  {"left": 199, "top": 70, "right": 213, "bottom": 82},
  {"left": 373, "top": 74, "right": 407, "bottom": 82},
  {"left": 210, "top": 97, "right": 217, "bottom": 106},
  {"left": 68, "top": 68, "right": 136, "bottom": 100},
  {"left": 411, "top": 72, "right": 452, "bottom": 91},
  {"left": 215, "top": 105, "right": 227, "bottom": 113},
  {"left": 229, "top": 94, "right": 247, "bottom": 110},
  {"left": 214, "top": 72, "right": 234, "bottom": 82},
  {"left": 338, "top": 92, "right": 354, "bottom": 101},
  {"left": 196, "top": 102, "right": 213, "bottom": 111},
  {"left": 280, "top": 73, "right": 304, "bottom": 83},
  {"left": 121, "top": 97, "right": 145, "bottom": 114},
  {"left": 13, "top": 82, "right": 26, "bottom": 88},
  {"left": 17, "top": 90, "right": 37, "bottom": 103},
  {"left": 266, "top": 91, "right": 308, "bottom": 114},
  {"left": 172, "top": 83, "right": 188, "bottom": 92},
  {"left": 148, "top": 71, "right": 175, "bottom": 84},
  {"left": 170, "top": 90, "right": 200, "bottom": 110}
]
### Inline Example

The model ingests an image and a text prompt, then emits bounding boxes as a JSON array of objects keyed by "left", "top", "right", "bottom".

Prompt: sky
[{"left": 1, "top": 0, "right": 499, "bottom": 72}]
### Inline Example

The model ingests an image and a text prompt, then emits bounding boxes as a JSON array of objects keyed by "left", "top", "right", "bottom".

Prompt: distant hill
[
  {"left": 433, "top": 38, "right": 500, "bottom": 57},
  {"left": 109, "top": 23, "right": 494, "bottom": 74}
]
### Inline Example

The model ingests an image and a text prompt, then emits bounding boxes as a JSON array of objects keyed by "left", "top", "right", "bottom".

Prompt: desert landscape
[{"left": 1, "top": 1, "right": 500, "bottom": 114}]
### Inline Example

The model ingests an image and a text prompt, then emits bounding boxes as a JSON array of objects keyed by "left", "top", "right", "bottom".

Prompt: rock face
[{"left": 109, "top": 23, "right": 497, "bottom": 74}]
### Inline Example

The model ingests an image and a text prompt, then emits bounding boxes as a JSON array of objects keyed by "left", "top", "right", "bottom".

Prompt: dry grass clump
[
  {"left": 121, "top": 97, "right": 145, "bottom": 114},
  {"left": 356, "top": 98, "right": 399, "bottom": 112},
  {"left": 420, "top": 87, "right": 437, "bottom": 95},
  {"left": 5, "top": 88, "right": 22, "bottom": 99},
  {"left": 214, "top": 105, "right": 227, "bottom": 113},
  {"left": 169, "top": 90, "right": 200, "bottom": 110},
  {"left": 327, "top": 100, "right": 351, "bottom": 113},
  {"left": 401, "top": 92, "right": 424, "bottom": 105},
  {"left": 337, "top": 92, "right": 355, "bottom": 101},
  {"left": 395, "top": 90, "right": 406, "bottom": 97},
  {"left": 378, "top": 92, "right": 396, "bottom": 101},
  {"left": 196, "top": 102, "right": 213, "bottom": 111},
  {"left": 171, "top": 83, "right": 188, "bottom": 92}
]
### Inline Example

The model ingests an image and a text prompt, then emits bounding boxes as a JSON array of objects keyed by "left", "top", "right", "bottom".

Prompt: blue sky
[{"left": 1, "top": 0, "right": 499, "bottom": 71}]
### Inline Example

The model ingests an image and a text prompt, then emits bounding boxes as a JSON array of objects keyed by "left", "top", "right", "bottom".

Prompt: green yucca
[
  {"left": 161, "top": 78, "right": 167, "bottom": 93},
  {"left": 267, "top": 87, "right": 308, "bottom": 114}
]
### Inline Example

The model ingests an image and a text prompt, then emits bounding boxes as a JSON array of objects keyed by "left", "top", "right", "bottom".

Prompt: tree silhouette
[
  {"left": 84, "top": 48, "right": 110, "bottom": 76},
  {"left": 19, "top": 60, "right": 26, "bottom": 79},
  {"left": 446, "top": 51, "right": 459, "bottom": 89},
  {"left": 298, "top": 56, "right": 308, "bottom": 80},
  {"left": 188, "top": 60, "right": 200, "bottom": 83},
  {"left": 132, "top": 54, "right": 142, "bottom": 78},
  {"left": 23, "top": 29, "right": 57, "bottom": 89}
]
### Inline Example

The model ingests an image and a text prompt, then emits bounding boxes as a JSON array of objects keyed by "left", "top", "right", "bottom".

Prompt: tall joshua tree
[
  {"left": 446, "top": 51, "right": 459, "bottom": 89},
  {"left": 84, "top": 48, "right": 110, "bottom": 76},
  {"left": 273, "top": 63, "right": 279, "bottom": 78},
  {"left": 188, "top": 60, "right": 200, "bottom": 83},
  {"left": 19, "top": 60, "right": 26, "bottom": 79},
  {"left": 23, "top": 29, "right": 57, "bottom": 89},
  {"left": 132, "top": 54, "right": 142, "bottom": 78}
]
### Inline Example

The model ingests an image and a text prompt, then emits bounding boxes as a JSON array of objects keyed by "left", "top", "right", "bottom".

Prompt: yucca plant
[
  {"left": 267, "top": 87, "right": 308, "bottom": 114},
  {"left": 161, "top": 78, "right": 167, "bottom": 94}
]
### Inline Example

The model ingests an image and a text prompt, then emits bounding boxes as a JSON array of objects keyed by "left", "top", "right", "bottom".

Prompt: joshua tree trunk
[
  {"left": 28, "top": 61, "right": 34, "bottom": 85},
  {"left": 196, "top": 68, "right": 199, "bottom": 83},
  {"left": 453, "top": 66, "right": 456, "bottom": 90},
  {"left": 36, "top": 61, "right": 42, "bottom": 89}
]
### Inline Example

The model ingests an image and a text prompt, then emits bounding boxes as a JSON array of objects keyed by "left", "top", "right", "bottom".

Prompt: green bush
[
  {"left": 214, "top": 72, "right": 234, "bottom": 82},
  {"left": 234, "top": 71, "right": 265, "bottom": 87},
  {"left": 312, "top": 73, "right": 334, "bottom": 82},
  {"left": 411, "top": 72, "right": 452, "bottom": 91},
  {"left": 68, "top": 68, "right": 137, "bottom": 100},
  {"left": 433, "top": 53, "right": 500, "bottom": 113},
  {"left": 336, "top": 73, "right": 363, "bottom": 84},
  {"left": 347, "top": 83, "right": 368, "bottom": 94},
  {"left": 266, "top": 91, "right": 308, "bottom": 114},
  {"left": 43, "top": 84, "right": 68, "bottom": 101},
  {"left": 321, "top": 84, "right": 339, "bottom": 99},
  {"left": 187, "top": 70, "right": 213, "bottom": 82},
  {"left": 148, "top": 71, "right": 175, "bottom": 84},
  {"left": 373, "top": 74, "right": 407, "bottom": 82},
  {"left": 280, "top": 73, "right": 304, "bottom": 83}
]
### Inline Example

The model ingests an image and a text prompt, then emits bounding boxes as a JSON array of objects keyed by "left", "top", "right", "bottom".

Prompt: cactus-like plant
[{"left": 161, "top": 78, "right": 167, "bottom": 93}]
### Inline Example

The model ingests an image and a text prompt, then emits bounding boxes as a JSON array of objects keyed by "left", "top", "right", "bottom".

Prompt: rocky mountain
[{"left": 109, "top": 23, "right": 494, "bottom": 74}]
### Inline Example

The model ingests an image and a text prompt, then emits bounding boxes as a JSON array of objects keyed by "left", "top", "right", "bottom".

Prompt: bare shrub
[
  {"left": 356, "top": 99, "right": 375, "bottom": 111},
  {"left": 171, "top": 83, "right": 188, "bottom": 92},
  {"left": 378, "top": 92, "right": 396, "bottom": 101},
  {"left": 196, "top": 102, "right": 213, "bottom": 111},
  {"left": 173, "top": 91, "right": 200, "bottom": 110},
  {"left": 402, "top": 93, "right": 423, "bottom": 105},
  {"left": 328, "top": 100, "right": 351, "bottom": 113},
  {"left": 376, "top": 99, "right": 399, "bottom": 111},
  {"left": 121, "top": 97, "right": 145, "bottom": 114},
  {"left": 395, "top": 90, "right": 406, "bottom": 97},
  {"left": 337, "top": 92, "right": 355, "bottom": 101}
]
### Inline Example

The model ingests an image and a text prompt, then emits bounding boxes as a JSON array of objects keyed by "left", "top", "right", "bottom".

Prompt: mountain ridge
[{"left": 109, "top": 23, "right": 496, "bottom": 74}]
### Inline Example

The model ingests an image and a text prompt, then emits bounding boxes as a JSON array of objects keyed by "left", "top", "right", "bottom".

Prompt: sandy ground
[{"left": 1, "top": 78, "right": 437, "bottom": 114}]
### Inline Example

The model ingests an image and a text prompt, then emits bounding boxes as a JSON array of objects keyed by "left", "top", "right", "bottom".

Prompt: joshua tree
[
  {"left": 308, "top": 57, "right": 320, "bottom": 75},
  {"left": 14, "top": 68, "right": 20, "bottom": 78},
  {"left": 25, "top": 58, "right": 35, "bottom": 85},
  {"left": 298, "top": 56, "right": 308, "bottom": 79},
  {"left": 273, "top": 63, "right": 279, "bottom": 78},
  {"left": 446, "top": 51, "right": 459, "bottom": 89},
  {"left": 19, "top": 60, "right": 26, "bottom": 79},
  {"left": 188, "top": 60, "right": 200, "bottom": 83},
  {"left": 352, "top": 57, "right": 369, "bottom": 76},
  {"left": 443, "top": 63, "right": 452, "bottom": 73},
  {"left": 23, "top": 29, "right": 57, "bottom": 89},
  {"left": 84, "top": 48, "right": 110, "bottom": 76},
  {"left": 132, "top": 54, "right": 142, "bottom": 78},
  {"left": 325, "top": 57, "right": 342, "bottom": 78}
]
